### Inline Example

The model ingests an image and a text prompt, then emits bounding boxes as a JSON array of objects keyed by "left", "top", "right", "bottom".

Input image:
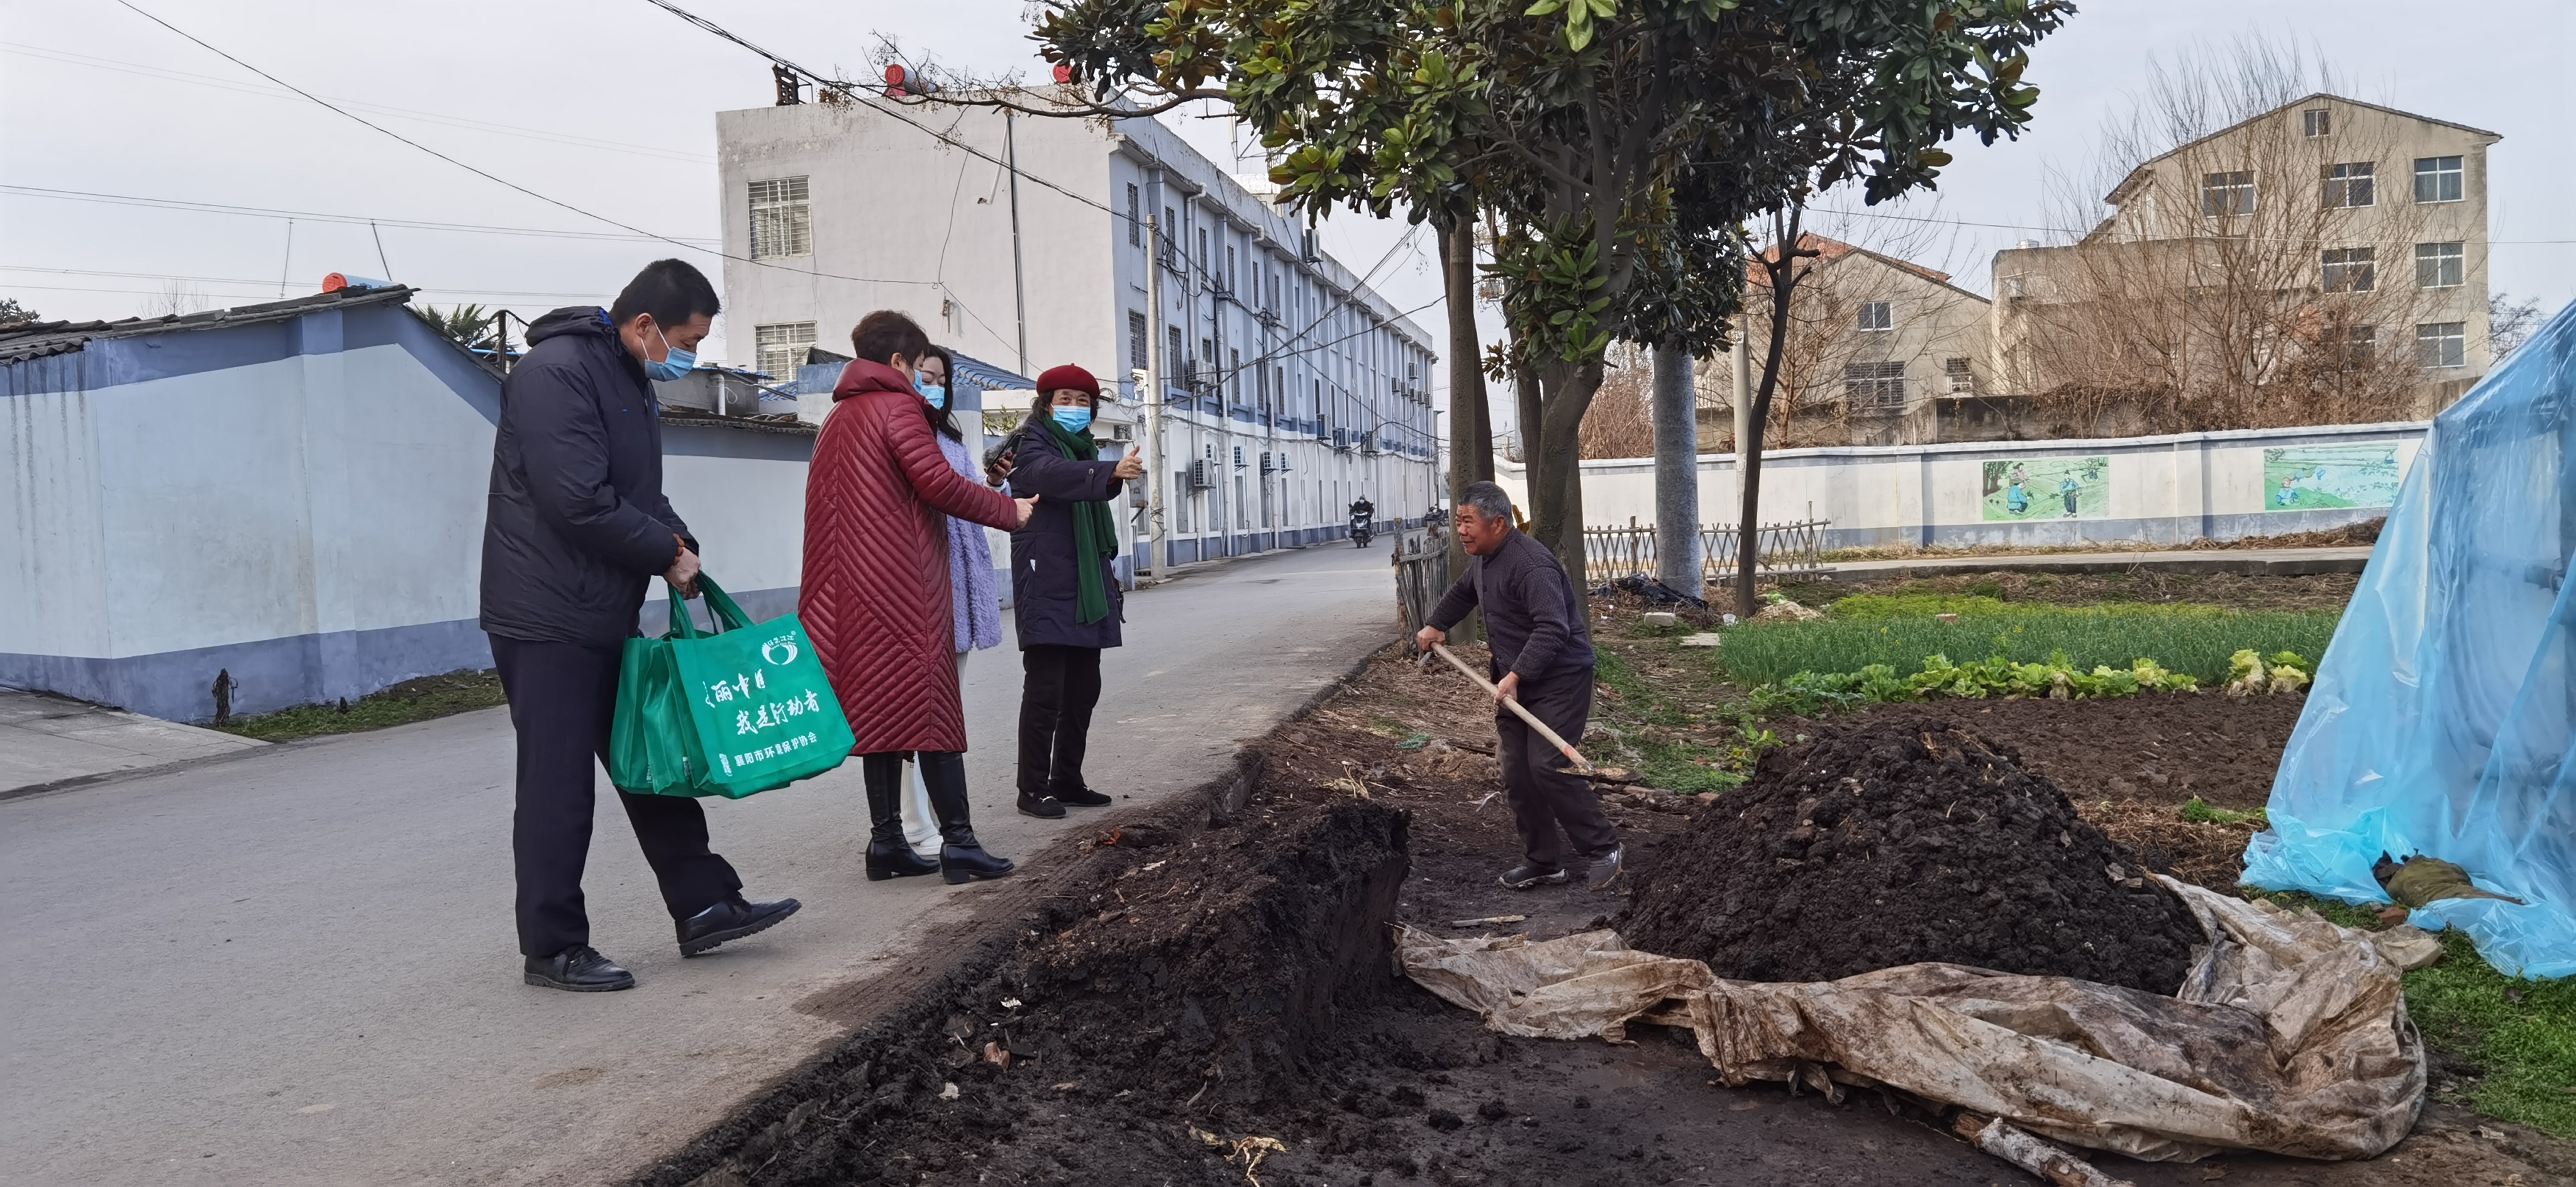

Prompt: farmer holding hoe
[{"left": 1414, "top": 481, "right": 1622, "bottom": 891}]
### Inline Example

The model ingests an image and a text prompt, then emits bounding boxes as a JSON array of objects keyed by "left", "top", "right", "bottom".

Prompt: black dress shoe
[
  {"left": 1018, "top": 791, "right": 1067, "bottom": 819},
  {"left": 677, "top": 894, "right": 802, "bottom": 956},
  {"left": 1497, "top": 863, "right": 1569, "bottom": 890},
  {"left": 1055, "top": 785, "right": 1113, "bottom": 807},
  {"left": 524, "top": 945, "right": 635, "bottom": 992}
]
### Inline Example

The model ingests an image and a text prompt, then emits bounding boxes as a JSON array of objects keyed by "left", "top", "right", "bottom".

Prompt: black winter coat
[
  {"left": 479, "top": 307, "right": 694, "bottom": 646},
  {"left": 1004, "top": 424, "right": 1125, "bottom": 650}
]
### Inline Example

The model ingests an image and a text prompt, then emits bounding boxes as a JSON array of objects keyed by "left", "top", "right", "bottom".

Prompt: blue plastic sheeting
[{"left": 2246, "top": 301, "right": 2576, "bottom": 977}]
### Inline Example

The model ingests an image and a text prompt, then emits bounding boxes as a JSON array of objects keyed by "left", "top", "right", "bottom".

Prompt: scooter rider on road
[{"left": 1349, "top": 496, "right": 1376, "bottom": 546}]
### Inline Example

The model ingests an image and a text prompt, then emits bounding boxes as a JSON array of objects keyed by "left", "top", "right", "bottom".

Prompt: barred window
[
  {"left": 2417, "top": 322, "right": 2467, "bottom": 368},
  {"left": 1944, "top": 357, "right": 1976, "bottom": 395},
  {"left": 2321, "top": 247, "right": 2377, "bottom": 293},
  {"left": 753, "top": 322, "right": 816, "bottom": 380},
  {"left": 748, "top": 177, "right": 811, "bottom": 260},
  {"left": 1843, "top": 362, "right": 1906, "bottom": 409},
  {"left": 2415, "top": 241, "right": 2465, "bottom": 289},
  {"left": 2201, "top": 171, "right": 2257, "bottom": 217},
  {"left": 1129, "top": 311, "right": 1149, "bottom": 371},
  {"left": 1126, "top": 184, "right": 1141, "bottom": 247}
]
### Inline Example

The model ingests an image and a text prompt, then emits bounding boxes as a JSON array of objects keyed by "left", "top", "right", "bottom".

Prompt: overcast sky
[{"left": 4, "top": 0, "right": 2567, "bottom": 379}]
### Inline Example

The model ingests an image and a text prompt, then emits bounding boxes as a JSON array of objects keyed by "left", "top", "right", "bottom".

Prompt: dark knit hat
[{"left": 1035, "top": 363, "right": 1100, "bottom": 398}]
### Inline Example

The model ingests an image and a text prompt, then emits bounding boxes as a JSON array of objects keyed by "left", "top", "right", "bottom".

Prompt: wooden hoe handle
[{"left": 1424, "top": 643, "right": 1597, "bottom": 775}]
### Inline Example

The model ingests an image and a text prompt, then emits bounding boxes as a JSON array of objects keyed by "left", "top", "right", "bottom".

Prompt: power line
[
  {"left": 106, "top": 2, "right": 940, "bottom": 289},
  {"left": 1808, "top": 204, "right": 2576, "bottom": 246},
  {"left": 0, "top": 263, "right": 608, "bottom": 300},
  {"left": 0, "top": 41, "right": 713, "bottom": 163},
  {"left": 635, "top": 0, "right": 1442, "bottom": 343},
  {"left": 0, "top": 184, "right": 714, "bottom": 244}
]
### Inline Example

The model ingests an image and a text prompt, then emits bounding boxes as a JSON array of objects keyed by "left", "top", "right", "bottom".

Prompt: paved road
[
  {"left": 0, "top": 690, "right": 264, "bottom": 798},
  {"left": 2, "top": 543, "right": 1397, "bottom": 1187}
]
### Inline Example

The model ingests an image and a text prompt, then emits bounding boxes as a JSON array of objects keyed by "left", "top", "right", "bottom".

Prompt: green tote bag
[{"left": 609, "top": 574, "right": 855, "bottom": 798}]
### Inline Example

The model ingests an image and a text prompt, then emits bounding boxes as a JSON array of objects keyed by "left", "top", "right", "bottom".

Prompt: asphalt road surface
[{"left": 2, "top": 543, "right": 1400, "bottom": 1187}]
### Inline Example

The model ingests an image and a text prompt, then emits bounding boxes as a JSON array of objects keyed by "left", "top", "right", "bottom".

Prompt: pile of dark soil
[
  {"left": 1618, "top": 715, "right": 2202, "bottom": 992},
  {"left": 2189, "top": 517, "right": 2383, "bottom": 550}
]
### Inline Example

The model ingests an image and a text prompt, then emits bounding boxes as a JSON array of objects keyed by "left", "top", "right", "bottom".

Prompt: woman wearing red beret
[{"left": 1000, "top": 365, "right": 1143, "bottom": 818}]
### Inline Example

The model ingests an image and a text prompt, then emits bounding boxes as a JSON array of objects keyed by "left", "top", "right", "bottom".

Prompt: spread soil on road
[
  {"left": 642, "top": 646, "right": 2572, "bottom": 1187},
  {"left": 1616, "top": 716, "right": 2203, "bottom": 992}
]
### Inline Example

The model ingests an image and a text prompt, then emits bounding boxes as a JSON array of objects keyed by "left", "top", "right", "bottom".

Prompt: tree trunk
[
  {"left": 1736, "top": 238, "right": 1802, "bottom": 620},
  {"left": 1440, "top": 221, "right": 1491, "bottom": 643},
  {"left": 1529, "top": 358, "right": 1605, "bottom": 620},
  {"left": 1651, "top": 342, "right": 1702, "bottom": 599}
]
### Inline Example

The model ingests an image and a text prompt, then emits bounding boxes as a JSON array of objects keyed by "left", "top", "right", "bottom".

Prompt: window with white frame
[
  {"left": 2328, "top": 324, "right": 2375, "bottom": 372},
  {"left": 2414, "top": 157, "right": 2464, "bottom": 203},
  {"left": 748, "top": 177, "right": 811, "bottom": 260},
  {"left": 2302, "top": 108, "right": 2332, "bottom": 138},
  {"left": 2321, "top": 247, "right": 2377, "bottom": 293},
  {"left": 2321, "top": 162, "right": 2375, "bottom": 208},
  {"left": 753, "top": 322, "right": 816, "bottom": 379},
  {"left": 2416, "top": 242, "right": 2465, "bottom": 289},
  {"left": 1944, "top": 357, "right": 1975, "bottom": 394},
  {"left": 1843, "top": 362, "right": 1906, "bottom": 409},
  {"left": 2201, "top": 171, "right": 2257, "bottom": 216},
  {"left": 2417, "top": 322, "right": 2467, "bottom": 368},
  {"left": 1855, "top": 301, "right": 1892, "bottom": 331}
]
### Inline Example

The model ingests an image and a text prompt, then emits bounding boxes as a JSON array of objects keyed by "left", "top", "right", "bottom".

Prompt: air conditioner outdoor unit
[
  {"left": 1187, "top": 458, "right": 1218, "bottom": 489},
  {"left": 1259, "top": 451, "right": 1276, "bottom": 473}
]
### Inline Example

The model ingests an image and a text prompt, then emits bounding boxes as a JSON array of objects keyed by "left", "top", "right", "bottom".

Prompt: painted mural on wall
[
  {"left": 1982, "top": 456, "right": 2109, "bottom": 521},
  {"left": 2262, "top": 444, "right": 2402, "bottom": 511}
]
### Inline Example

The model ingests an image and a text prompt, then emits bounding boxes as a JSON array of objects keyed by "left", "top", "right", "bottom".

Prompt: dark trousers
[
  {"left": 490, "top": 634, "right": 741, "bottom": 958},
  {"left": 1496, "top": 667, "right": 1617, "bottom": 871},
  {"left": 1018, "top": 644, "right": 1103, "bottom": 797}
]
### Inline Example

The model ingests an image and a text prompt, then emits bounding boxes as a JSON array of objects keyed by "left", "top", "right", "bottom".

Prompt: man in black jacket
[
  {"left": 1414, "top": 481, "right": 1621, "bottom": 891},
  {"left": 482, "top": 258, "right": 799, "bottom": 992}
]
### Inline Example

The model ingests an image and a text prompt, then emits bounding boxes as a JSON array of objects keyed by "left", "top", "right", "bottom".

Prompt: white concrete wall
[
  {"left": 3, "top": 307, "right": 824, "bottom": 720},
  {"left": 1494, "top": 421, "right": 2428, "bottom": 549}
]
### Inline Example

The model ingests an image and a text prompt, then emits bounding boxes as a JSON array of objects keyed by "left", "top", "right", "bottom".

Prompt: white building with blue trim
[{"left": 715, "top": 87, "right": 1441, "bottom": 567}]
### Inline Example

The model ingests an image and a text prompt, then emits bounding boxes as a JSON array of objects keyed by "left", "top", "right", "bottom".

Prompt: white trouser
[{"left": 897, "top": 651, "right": 969, "bottom": 854}]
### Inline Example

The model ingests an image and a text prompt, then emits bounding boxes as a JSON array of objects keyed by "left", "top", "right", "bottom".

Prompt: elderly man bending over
[{"left": 1415, "top": 481, "right": 1622, "bottom": 890}]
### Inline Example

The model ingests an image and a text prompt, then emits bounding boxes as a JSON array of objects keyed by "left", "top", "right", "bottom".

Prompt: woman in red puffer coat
[{"left": 801, "top": 311, "right": 1031, "bottom": 883}]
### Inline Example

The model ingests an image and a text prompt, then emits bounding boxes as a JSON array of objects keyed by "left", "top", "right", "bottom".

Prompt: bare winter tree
[
  {"left": 141, "top": 280, "right": 209, "bottom": 319},
  {"left": 1577, "top": 343, "right": 1658, "bottom": 460},
  {"left": 2004, "top": 36, "right": 2467, "bottom": 431}
]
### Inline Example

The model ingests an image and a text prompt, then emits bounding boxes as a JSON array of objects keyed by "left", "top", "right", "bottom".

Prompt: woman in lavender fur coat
[{"left": 894, "top": 347, "right": 1010, "bottom": 859}]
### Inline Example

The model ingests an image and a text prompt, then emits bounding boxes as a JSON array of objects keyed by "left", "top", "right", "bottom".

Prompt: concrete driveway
[{"left": 1, "top": 543, "right": 1399, "bottom": 1186}]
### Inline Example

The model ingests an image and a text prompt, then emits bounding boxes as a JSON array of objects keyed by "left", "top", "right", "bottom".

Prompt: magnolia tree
[{"left": 1040, "top": 0, "right": 2068, "bottom": 614}]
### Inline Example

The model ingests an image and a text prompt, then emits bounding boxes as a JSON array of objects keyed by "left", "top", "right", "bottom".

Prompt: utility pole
[
  {"left": 1652, "top": 342, "right": 1702, "bottom": 597},
  {"left": 1004, "top": 110, "right": 1030, "bottom": 375},
  {"left": 1143, "top": 213, "right": 1169, "bottom": 575}
]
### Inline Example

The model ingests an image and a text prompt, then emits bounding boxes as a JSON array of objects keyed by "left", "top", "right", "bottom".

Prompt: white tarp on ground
[{"left": 1398, "top": 878, "right": 2427, "bottom": 1163}]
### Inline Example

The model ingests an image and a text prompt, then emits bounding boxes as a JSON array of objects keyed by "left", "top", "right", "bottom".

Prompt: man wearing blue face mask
[{"left": 481, "top": 258, "right": 801, "bottom": 992}]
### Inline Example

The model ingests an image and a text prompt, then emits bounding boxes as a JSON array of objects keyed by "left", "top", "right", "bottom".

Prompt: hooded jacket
[{"left": 479, "top": 307, "right": 692, "bottom": 646}]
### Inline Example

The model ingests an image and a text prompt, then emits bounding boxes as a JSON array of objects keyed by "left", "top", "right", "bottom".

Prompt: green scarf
[{"left": 1037, "top": 414, "right": 1118, "bottom": 624}]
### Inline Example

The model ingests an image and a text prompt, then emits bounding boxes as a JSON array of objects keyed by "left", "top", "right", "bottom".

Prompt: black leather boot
[
  {"left": 922, "top": 751, "right": 1015, "bottom": 883},
  {"left": 863, "top": 753, "right": 940, "bottom": 881}
]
